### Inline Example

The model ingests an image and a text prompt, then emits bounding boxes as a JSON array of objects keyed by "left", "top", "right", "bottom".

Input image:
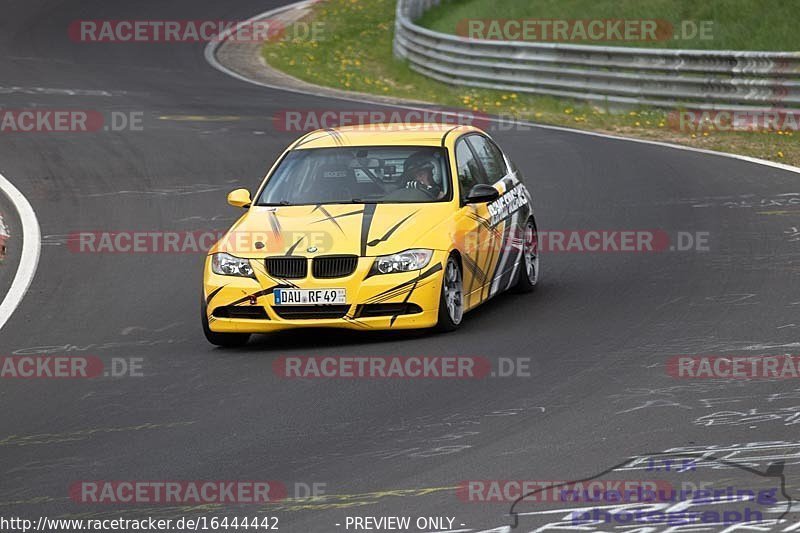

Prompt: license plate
[{"left": 274, "top": 288, "right": 346, "bottom": 305}]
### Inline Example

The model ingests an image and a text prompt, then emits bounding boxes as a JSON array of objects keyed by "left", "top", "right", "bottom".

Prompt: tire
[
  {"left": 435, "top": 254, "right": 464, "bottom": 332},
  {"left": 513, "top": 218, "right": 539, "bottom": 293},
  {"left": 201, "top": 295, "right": 251, "bottom": 347}
]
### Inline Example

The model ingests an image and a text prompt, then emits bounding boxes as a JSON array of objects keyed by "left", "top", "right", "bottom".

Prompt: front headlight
[
  {"left": 211, "top": 252, "right": 255, "bottom": 279},
  {"left": 370, "top": 249, "right": 433, "bottom": 275}
]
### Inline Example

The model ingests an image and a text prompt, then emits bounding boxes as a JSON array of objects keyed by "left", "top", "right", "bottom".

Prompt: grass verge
[
  {"left": 418, "top": 0, "right": 798, "bottom": 51},
  {"left": 262, "top": 0, "right": 798, "bottom": 166}
]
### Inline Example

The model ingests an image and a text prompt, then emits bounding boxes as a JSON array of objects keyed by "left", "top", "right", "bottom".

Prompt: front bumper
[{"left": 203, "top": 253, "right": 446, "bottom": 333}]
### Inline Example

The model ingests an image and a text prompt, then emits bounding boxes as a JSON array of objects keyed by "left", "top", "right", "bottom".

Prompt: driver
[{"left": 403, "top": 154, "right": 443, "bottom": 199}]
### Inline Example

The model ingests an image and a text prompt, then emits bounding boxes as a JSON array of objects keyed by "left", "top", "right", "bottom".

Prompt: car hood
[{"left": 214, "top": 203, "right": 454, "bottom": 258}]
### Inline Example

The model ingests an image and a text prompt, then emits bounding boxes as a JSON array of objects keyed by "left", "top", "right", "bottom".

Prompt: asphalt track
[{"left": 1, "top": 1, "right": 800, "bottom": 532}]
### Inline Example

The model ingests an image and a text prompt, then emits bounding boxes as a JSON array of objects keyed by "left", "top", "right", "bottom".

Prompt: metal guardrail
[{"left": 393, "top": 0, "right": 800, "bottom": 111}]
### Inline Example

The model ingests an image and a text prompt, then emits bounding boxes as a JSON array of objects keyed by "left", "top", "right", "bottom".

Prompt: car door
[
  {"left": 464, "top": 134, "right": 529, "bottom": 297},
  {"left": 452, "top": 134, "right": 502, "bottom": 310}
]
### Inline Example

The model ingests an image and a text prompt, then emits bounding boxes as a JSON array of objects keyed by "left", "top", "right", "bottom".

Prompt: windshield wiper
[{"left": 258, "top": 200, "right": 292, "bottom": 206}]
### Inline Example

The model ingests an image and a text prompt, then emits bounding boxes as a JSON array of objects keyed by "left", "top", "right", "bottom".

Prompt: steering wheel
[{"left": 405, "top": 179, "right": 440, "bottom": 199}]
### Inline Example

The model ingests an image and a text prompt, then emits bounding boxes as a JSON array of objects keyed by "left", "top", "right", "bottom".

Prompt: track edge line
[{"left": 0, "top": 171, "right": 41, "bottom": 332}]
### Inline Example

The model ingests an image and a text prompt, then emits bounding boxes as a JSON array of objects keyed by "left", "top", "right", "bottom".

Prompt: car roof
[{"left": 289, "top": 123, "right": 484, "bottom": 149}]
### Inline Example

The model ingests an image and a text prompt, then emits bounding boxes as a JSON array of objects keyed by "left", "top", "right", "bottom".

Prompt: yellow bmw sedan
[{"left": 201, "top": 123, "right": 538, "bottom": 346}]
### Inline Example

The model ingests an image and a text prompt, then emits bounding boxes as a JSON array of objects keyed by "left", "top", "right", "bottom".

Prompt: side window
[
  {"left": 455, "top": 138, "right": 488, "bottom": 200},
  {"left": 467, "top": 135, "right": 507, "bottom": 184}
]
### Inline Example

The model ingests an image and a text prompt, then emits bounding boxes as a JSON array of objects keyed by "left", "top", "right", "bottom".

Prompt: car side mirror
[
  {"left": 227, "top": 188, "right": 251, "bottom": 208},
  {"left": 465, "top": 184, "right": 499, "bottom": 204}
]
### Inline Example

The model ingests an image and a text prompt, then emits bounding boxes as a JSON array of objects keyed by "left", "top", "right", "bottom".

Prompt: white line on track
[
  {"left": 204, "top": 1, "right": 800, "bottom": 177},
  {"left": 0, "top": 171, "right": 41, "bottom": 332},
  {"left": 0, "top": 86, "right": 116, "bottom": 96}
]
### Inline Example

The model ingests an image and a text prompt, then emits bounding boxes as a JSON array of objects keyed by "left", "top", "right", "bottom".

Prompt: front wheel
[
  {"left": 201, "top": 296, "right": 251, "bottom": 347},
  {"left": 435, "top": 255, "right": 464, "bottom": 332},
  {"left": 513, "top": 218, "right": 539, "bottom": 293}
]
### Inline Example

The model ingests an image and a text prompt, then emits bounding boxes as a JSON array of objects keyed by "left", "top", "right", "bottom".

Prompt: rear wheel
[
  {"left": 435, "top": 254, "right": 464, "bottom": 332},
  {"left": 513, "top": 218, "right": 539, "bottom": 293},
  {"left": 201, "top": 296, "right": 250, "bottom": 347}
]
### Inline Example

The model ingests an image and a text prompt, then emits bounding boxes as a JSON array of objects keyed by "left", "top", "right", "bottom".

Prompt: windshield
[{"left": 255, "top": 146, "right": 451, "bottom": 205}]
